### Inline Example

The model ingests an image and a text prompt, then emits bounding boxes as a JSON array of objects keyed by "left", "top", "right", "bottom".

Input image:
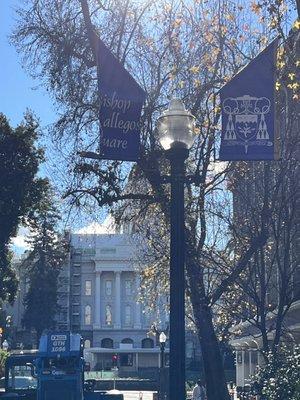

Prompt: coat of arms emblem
[{"left": 222, "top": 95, "right": 272, "bottom": 154}]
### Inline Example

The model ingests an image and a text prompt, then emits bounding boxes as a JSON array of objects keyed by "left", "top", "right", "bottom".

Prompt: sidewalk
[{"left": 109, "top": 390, "right": 156, "bottom": 400}]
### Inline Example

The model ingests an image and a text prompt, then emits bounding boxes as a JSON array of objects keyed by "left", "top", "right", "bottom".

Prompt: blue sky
[
  {"left": 1, "top": 1, "right": 55, "bottom": 253},
  {"left": 1, "top": 1, "right": 109, "bottom": 253},
  {"left": 0, "top": 1, "right": 57, "bottom": 128}
]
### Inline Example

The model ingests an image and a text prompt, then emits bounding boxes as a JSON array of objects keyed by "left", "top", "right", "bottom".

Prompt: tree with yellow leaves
[{"left": 11, "top": 0, "right": 299, "bottom": 399}]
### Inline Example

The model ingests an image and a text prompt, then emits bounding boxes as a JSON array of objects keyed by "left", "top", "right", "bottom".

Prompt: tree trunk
[
  {"left": 187, "top": 264, "right": 229, "bottom": 398},
  {"left": 186, "top": 243, "right": 230, "bottom": 400},
  {"left": 193, "top": 301, "right": 230, "bottom": 400}
]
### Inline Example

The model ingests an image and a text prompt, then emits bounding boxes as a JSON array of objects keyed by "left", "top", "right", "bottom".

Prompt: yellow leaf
[
  {"left": 225, "top": 13, "right": 235, "bottom": 22},
  {"left": 293, "top": 20, "right": 300, "bottom": 30},
  {"left": 261, "top": 36, "right": 268, "bottom": 46},
  {"left": 220, "top": 25, "right": 228, "bottom": 36},
  {"left": 190, "top": 66, "right": 200, "bottom": 74},
  {"left": 287, "top": 83, "right": 299, "bottom": 90},
  {"left": 277, "top": 61, "right": 286, "bottom": 69},
  {"left": 270, "top": 18, "right": 277, "bottom": 28},
  {"left": 288, "top": 73, "right": 296, "bottom": 81},
  {"left": 173, "top": 18, "right": 182, "bottom": 28},
  {"left": 251, "top": 2, "right": 261, "bottom": 15}
]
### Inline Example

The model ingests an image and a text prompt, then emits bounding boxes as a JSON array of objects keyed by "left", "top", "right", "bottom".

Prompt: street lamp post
[
  {"left": 159, "top": 331, "right": 167, "bottom": 368},
  {"left": 159, "top": 331, "right": 167, "bottom": 400},
  {"left": 157, "top": 99, "right": 196, "bottom": 400}
]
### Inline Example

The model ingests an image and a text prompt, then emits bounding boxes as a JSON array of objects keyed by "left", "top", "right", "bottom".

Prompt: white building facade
[
  {"left": 66, "top": 233, "right": 168, "bottom": 374},
  {"left": 7, "top": 231, "right": 202, "bottom": 375},
  {"left": 230, "top": 300, "right": 300, "bottom": 388}
]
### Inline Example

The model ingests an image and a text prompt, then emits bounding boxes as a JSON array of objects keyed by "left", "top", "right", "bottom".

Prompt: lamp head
[
  {"left": 157, "top": 99, "right": 196, "bottom": 150},
  {"left": 2, "top": 339, "right": 9, "bottom": 351},
  {"left": 159, "top": 332, "right": 167, "bottom": 344}
]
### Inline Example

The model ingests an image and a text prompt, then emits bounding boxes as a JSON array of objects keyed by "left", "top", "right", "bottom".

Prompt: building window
[
  {"left": 237, "top": 352, "right": 243, "bottom": 364},
  {"left": 84, "top": 339, "right": 91, "bottom": 349},
  {"left": 125, "top": 280, "right": 132, "bottom": 296},
  {"left": 105, "top": 280, "right": 112, "bottom": 296},
  {"left": 105, "top": 305, "right": 112, "bottom": 325},
  {"left": 84, "top": 305, "right": 92, "bottom": 325},
  {"left": 121, "top": 338, "right": 134, "bottom": 345},
  {"left": 125, "top": 305, "right": 131, "bottom": 326},
  {"left": 100, "top": 248, "right": 116, "bottom": 254},
  {"left": 85, "top": 280, "right": 92, "bottom": 296},
  {"left": 101, "top": 338, "right": 113, "bottom": 348},
  {"left": 141, "top": 338, "right": 154, "bottom": 348}
]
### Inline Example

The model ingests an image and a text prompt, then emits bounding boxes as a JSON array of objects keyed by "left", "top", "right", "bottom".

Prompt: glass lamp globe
[
  {"left": 159, "top": 332, "right": 167, "bottom": 344},
  {"left": 157, "top": 99, "right": 196, "bottom": 150},
  {"left": 2, "top": 339, "right": 9, "bottom": 351}
]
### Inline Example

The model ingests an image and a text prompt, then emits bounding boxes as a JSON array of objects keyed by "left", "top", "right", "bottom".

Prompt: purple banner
[
  {"left": 97, "top": 39, "right": 146, "bottom": 161},
  {"left": 219, "top": 39, "right": 278, "bottom": 161}
]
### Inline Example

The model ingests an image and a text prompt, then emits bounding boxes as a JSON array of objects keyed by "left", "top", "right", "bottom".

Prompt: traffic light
[{"left": 112, "top": 354, "right": 118, "bottom": 367}]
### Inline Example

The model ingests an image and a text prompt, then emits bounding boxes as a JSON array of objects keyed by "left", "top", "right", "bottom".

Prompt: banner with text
[
  {"left": 97, "top": 39, "right": 146, "bottom": 161},
  {"left": 219, "top": 39, "right": 278, "bottom": 161}
]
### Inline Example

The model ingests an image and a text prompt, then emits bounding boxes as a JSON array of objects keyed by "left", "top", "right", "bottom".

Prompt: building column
[
  {"left": 244, "top": 348, "right": 250, "bottom": 384},
  {"left": 135, "top": 353, "right": 139, "bottom": 372},
  {"left": 94, "top": 271, "right": 101, "bottom": 329},
  {"left": 249, "top": 349, "right": 253, "bottom": 377},
  {"left": 241, "top": 349, "right": 247, "bottom": 387},
  {"left": 257, "top": 350, "right": 262, "bottom": 367},
  {"left": 115, "top": 271, "right": 121, "bottom": 328},
  {"left": 236, "top": 349, "right": 246, "bottom": 388},
  {"left": 134, "top": 273, "right": 142, "bottom": 329}
]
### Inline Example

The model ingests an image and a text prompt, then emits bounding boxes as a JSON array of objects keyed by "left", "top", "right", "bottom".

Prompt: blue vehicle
[
  {"left": 37, "top": 332, "right": 85, "bottom": 400},
  {"left": 2, "top": 353, "right": 38, "bottom": 400},
  {"left": 1, "top": 332, "right": 123, "bottom": 400}
]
